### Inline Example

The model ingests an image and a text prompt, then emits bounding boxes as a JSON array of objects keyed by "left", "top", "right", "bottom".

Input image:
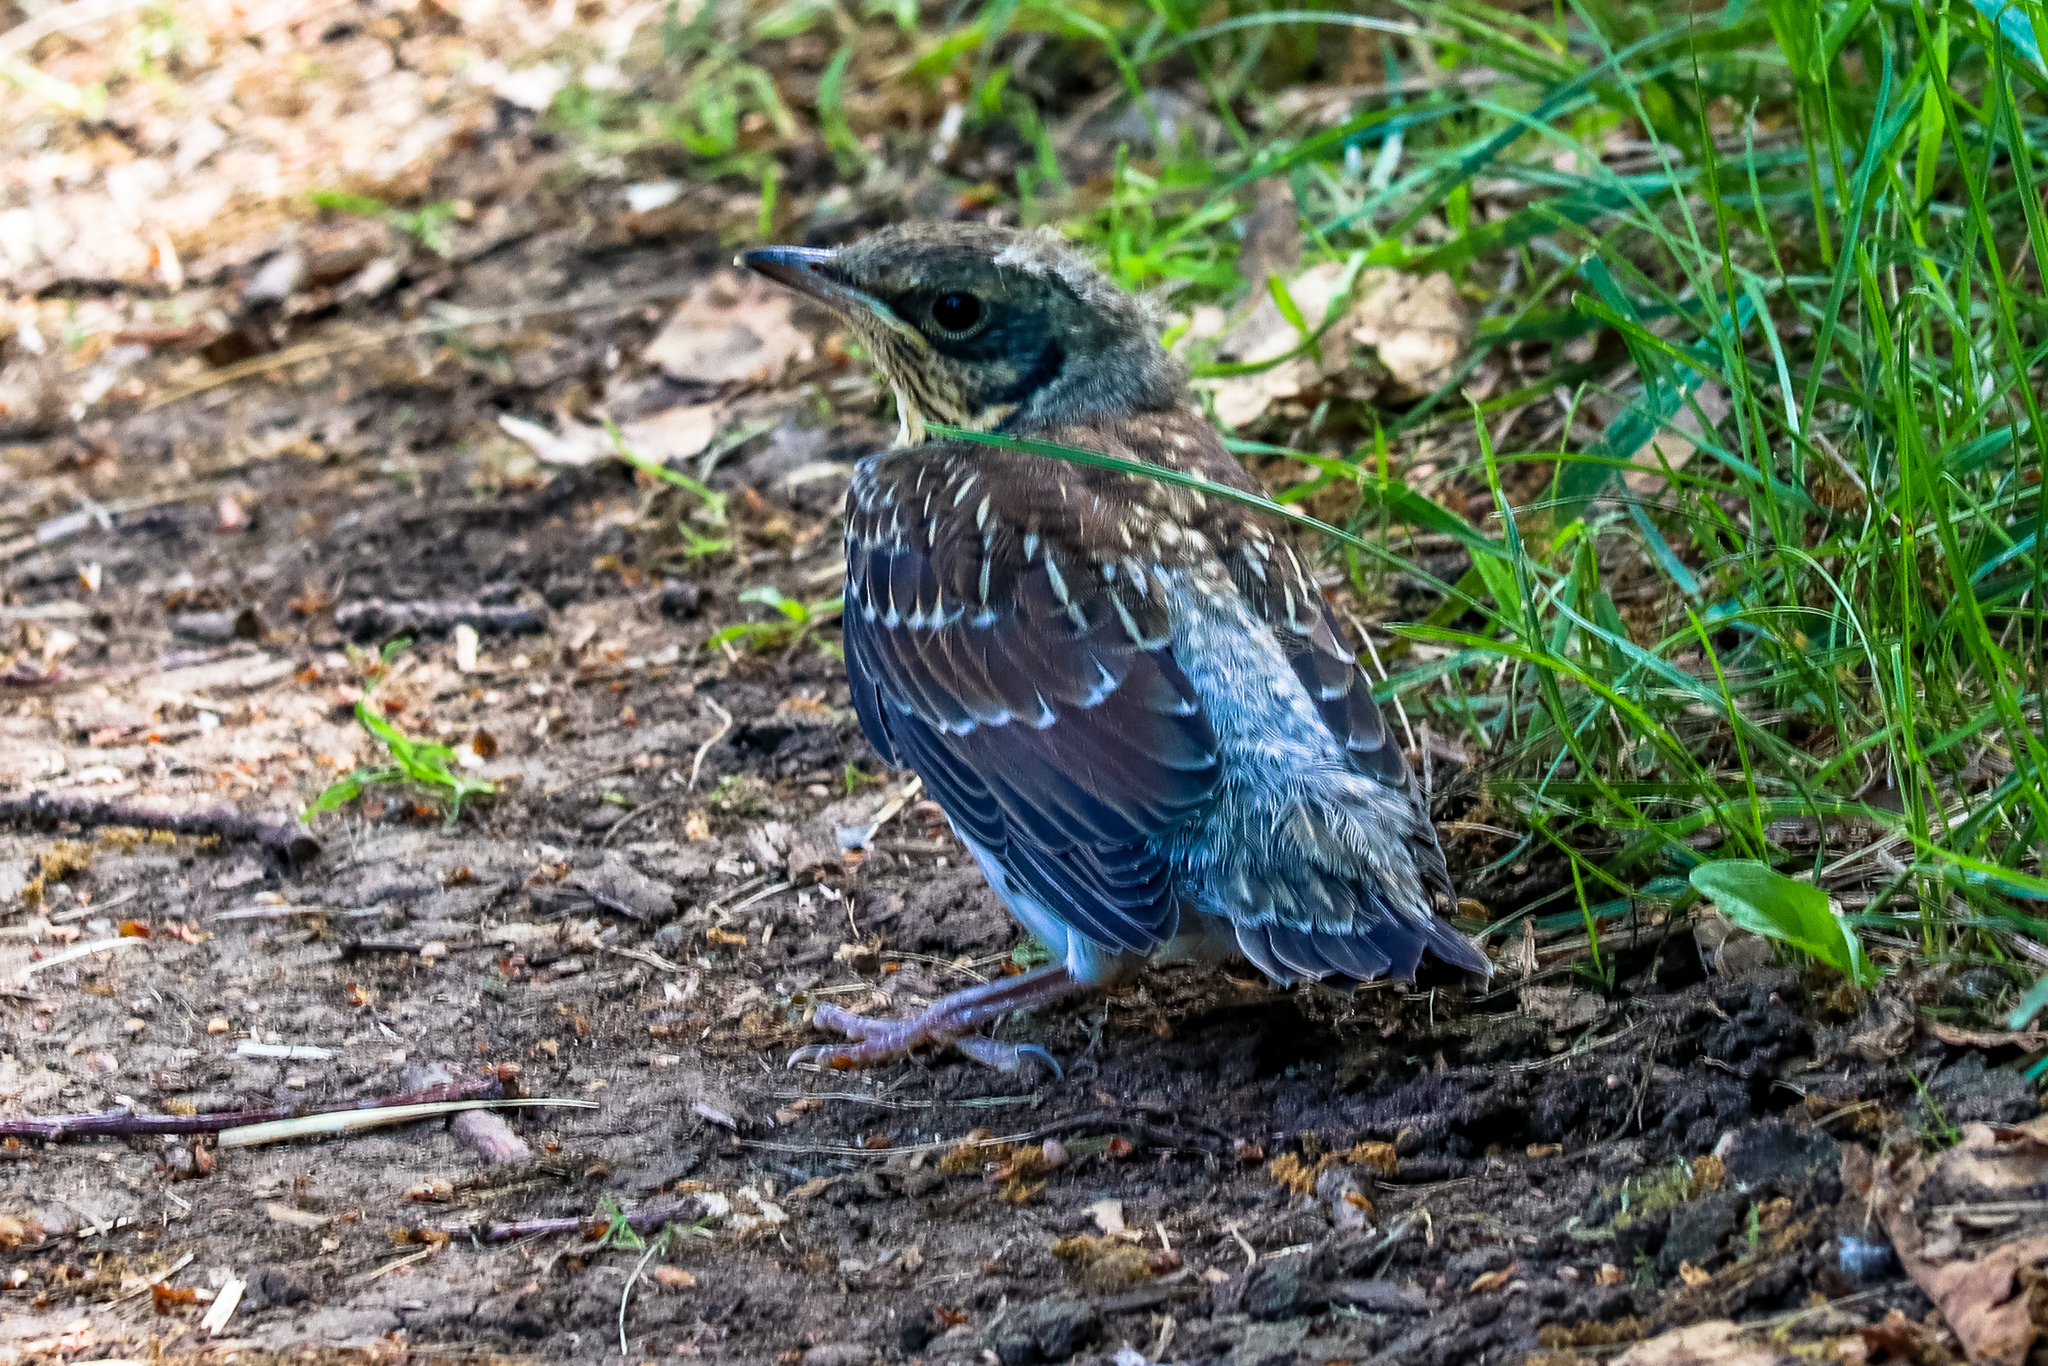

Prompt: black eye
[{"left": 931, "top": 292, "right": 982, "bottom": 333}]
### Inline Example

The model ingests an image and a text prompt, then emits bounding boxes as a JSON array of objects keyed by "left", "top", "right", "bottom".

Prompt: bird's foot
[
  {"left": 787, "top": 965, "right": 1079, "bottom": 1074},
  {"left": 788, "top": 1003, "right": 1060, "bottom": 1075}
]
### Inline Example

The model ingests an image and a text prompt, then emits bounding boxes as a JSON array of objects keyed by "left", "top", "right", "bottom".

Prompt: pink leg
[{"left": 790, "top": 965, "right": 1081, "bottom": 1073}]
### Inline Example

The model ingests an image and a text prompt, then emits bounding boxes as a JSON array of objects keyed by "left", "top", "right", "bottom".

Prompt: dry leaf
[
  {"left": 1847, "top": 1118, "right": 2048, "bottom": 1366},
  {"left": 644, "top": 274, "right": 814, "bottom": 388},
  {"left": 652, "top": 1265, "right": 697, "bottom": 1290},
  {"left": 617, "top": 404, "right": 722, "bottom": 465},
  {"left": 1205, "top": 259, "right": 1353, "bottom": 429},
  {"left": 498, "top": 413, "right": 609, "bottom": 467},
  {"left": 1088, "top": 1198, "right": 1127, "bottom": 1238},
  {"left": 1611, "top": 1321, "right": 1792, "bottom": 1365},
  {"left": 1468, "top": 1261, "right": 1519, "bottom": 1294},
  {"left": 1346, "top": 269, "right": 1468, "bottom": 398}
]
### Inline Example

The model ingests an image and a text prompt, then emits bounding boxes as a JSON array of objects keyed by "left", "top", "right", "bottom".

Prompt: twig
[
  {"left": 219, "top": 1097, "right": 595, "bottom": 1149},
  {"left": 0, "top": 1076, "right": 505, "bottom": 1141},
  {"left": 600, "top": 794, "right": 682, "bottom": 848},
  {"left": 335, "top": 599, "right": 546, "bottom": 641},
  {"left": 619, "top": 1227, "right": 673, "bottom": 1355},
  {"left": 689, "top": 698, "right": 734, "bottom": 791},
  {"left": 7, "top": 935, "right": 145, "bottom": 985},
  {"left": 447, "top": 1193, "right": 706, "bottom": 1243},
  {"left": 361, "top": 1247, "right": 439, "bottom": 1282},
  {"left": 843, "top": 775, "right": 923, "bottom": 849},
  {"left": 734, "top": 1108, "right": 1220, "bottom": 1160},
  {"left": 0, "top": 792, "right": 319, "bottom": 866},
  {"left": 115, "top": 1251, "right": 194, "bottom": 1302},
  {"left": 0, "top": 645, "right": 245, "bottom": 691},
  {"left": 722, "top": 880, "right": 793, "bottom": 917}
]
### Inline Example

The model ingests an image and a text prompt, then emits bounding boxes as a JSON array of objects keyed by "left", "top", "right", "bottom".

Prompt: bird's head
[{"left": 743, "top": 222, "right": 1186, "bottom": 445}]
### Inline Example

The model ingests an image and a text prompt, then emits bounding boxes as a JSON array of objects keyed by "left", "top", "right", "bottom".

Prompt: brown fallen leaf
[
  {"left": 1205, "top": 259, "right": 1354, "bottom": 429},
  {"left": 616, "top": 403, "right": 722, "bottom": 465},
  {"left": 652, "top": 1265, "right": 697, "bottom": 1290},
  {"left": 644, "top": 274, "right": 814, "bottom": 388},
  {"left": 1847, "top": 1117, "right": 2048, "bottom": 1366},
  {"left": 404, "top": 1179, "right": 454, "bottom": 1203},
  {"left": 1468, "top": 1261, "right": 1519, "bottom": 1294},
  {"left": 1854, "top": 1307, "right": 1953, "bottom": 1365},
  {"left": 1611, "top": 1321, "right": 1793, "bottom": 1365},
  {"left": 1345, "top": 268, "right": 1468, "bottom": 399}
]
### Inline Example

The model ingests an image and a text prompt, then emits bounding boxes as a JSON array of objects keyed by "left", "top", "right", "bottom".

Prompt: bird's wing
[
  {"left": 1229, "top": 543, "right": 1486, "bottom": 979},
  {"left": 843, "top": 451, "right": 1219, "bottom": 956}
]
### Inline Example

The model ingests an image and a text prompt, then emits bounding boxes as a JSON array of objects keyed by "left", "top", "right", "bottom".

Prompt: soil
[{"left": 1, "top": 12, "right": 2042, "bottom": 1365}]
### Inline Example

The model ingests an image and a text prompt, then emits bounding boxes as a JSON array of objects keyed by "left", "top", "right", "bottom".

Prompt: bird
[{"left": 743, "top": 222, "right": 1489, "bottom": 1071}]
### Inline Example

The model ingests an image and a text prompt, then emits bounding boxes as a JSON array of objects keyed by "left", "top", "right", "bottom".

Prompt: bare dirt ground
[{"left": 3, "top": 4, "right": 2046, "bottom": 1365}]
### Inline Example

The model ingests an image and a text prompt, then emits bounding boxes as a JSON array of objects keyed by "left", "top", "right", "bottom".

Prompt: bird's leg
[{"left": 791, "top": 965, "right": 1080, "bottom": 1073}]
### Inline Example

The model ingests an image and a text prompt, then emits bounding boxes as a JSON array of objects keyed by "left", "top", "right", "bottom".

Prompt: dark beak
[
  {"left": 740, "top": 246, "right": 843, "bottom": 304},
  {"left": 740, "top": 246, "right": 928, "bottom": 349}
]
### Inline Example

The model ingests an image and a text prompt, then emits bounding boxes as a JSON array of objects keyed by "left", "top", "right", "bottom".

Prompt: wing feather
[{"left": 845, "top": 447, "right": 1219, "bottom": 958}]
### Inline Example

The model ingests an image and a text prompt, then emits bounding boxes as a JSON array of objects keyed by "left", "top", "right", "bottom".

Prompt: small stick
[
  {"left": 0, "top": 792, "right": 319, "bottom": 866},
  {"left": 447, "top": 1193, "right": 706, "bottom": 1243},
  {"left": 0, "top": 1076, "right": 505, "bottom": 1142},
  {"left": 334, "top": 599, "right": 547, "bottom": 641},
  {"left": 689, "top": 698, "right": 734, "bottom": 791}
]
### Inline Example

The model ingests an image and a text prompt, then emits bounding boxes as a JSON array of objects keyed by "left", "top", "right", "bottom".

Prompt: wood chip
[{"left": 199, "top": 1273, "right": 245, "bottom": 1335}]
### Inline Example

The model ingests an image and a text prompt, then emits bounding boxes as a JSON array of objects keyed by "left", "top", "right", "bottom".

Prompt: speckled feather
[{"left": 748, "top": 223, "right": 1486, "bottom": 990}]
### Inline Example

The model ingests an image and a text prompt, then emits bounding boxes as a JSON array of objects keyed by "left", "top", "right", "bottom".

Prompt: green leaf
[
  {"left": 751, "top": 0, "right": 835, "bottom": 40},
  {"left": 309, "top": 188, "right": 390, "bottom": 217},
  {"left": 2008, "top": 974, "right": 2048, "bottom": 1031},
  {"left": 1689, "top": 861, "right": 1878, "bottom": 986},
  {"left": 1266, "top": 274, "right": 1321, "bottom": 365},
  {"left": 303, "top": 765, "right": 399, "bottom": 821}
]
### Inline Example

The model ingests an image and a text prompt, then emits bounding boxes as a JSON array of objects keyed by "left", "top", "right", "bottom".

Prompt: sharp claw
[
  {"left": 1012, "top": 1043, "right": 1063, "bottom": 1080},
  {"left": 953, "top": 1035, "right": 1063, "bottom": 1077}
]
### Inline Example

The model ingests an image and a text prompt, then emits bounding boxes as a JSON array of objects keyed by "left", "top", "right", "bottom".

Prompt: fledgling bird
[{"left": 745, "top": 223, "right": 1488, "bottom": 1071}]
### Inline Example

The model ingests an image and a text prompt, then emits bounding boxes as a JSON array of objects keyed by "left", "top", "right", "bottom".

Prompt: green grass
[
  {"left": 307, "top": 189, "right": 459, "bottom": 256},
  {"left": 303, "top": 641, "right": 495, "bottom": 826},
  {"left": 560, "top": 0, "right": 2048, "bottom": 1007}
]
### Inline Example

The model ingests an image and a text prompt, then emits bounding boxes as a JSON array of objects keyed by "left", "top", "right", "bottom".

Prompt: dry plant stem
[
  {"left": 0, "top": 644, "right": 244, "bottom": 690},
  {"left": 0, "top": 1077, "right": 504, "bottom": 1142},
  {"left": 451, "top": 1194, "right": 706, "bottom": 1243},
  {"left": 0, "top": 791, "right": 321, "bottom": 866}
]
